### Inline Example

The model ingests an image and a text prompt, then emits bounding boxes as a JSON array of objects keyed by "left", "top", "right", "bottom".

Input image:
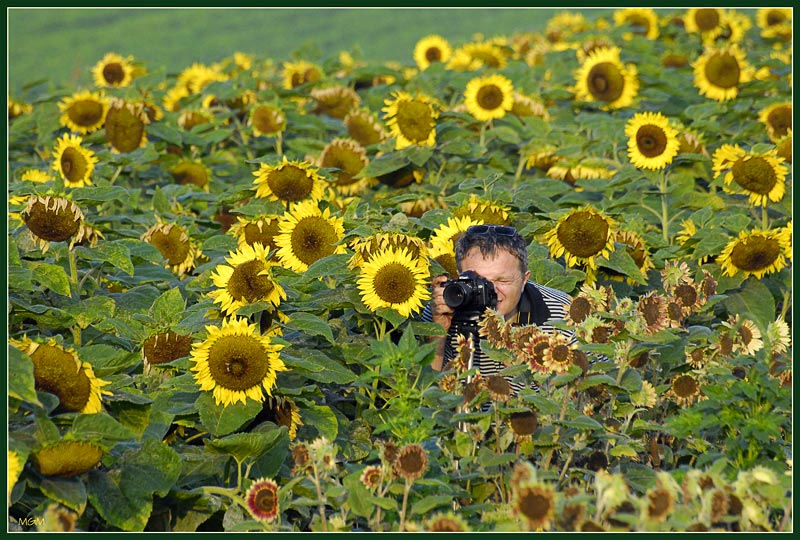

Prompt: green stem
[
  {"left": 542, "top": 387, "right": 571, "bottom": 469},
  {"left": 513, "top": 152, "right": 526, "bottom": 189},
  {"left": 68, "top": 249, "right": 79, "bottom": 299},
  {"left": 762, "top": 205, "right": 768, "bottom": 230},
  {"left": 398, "top": 478, "right": 412, "bottom": 531},
  {"left": 479, "top": 121, "right": 489, "bottom": 152},
  {"left": 108, "top": 165, "right": 124, "bottom": 186},
  {"left": 275, "top": 132, "right": 283, "bottom": 156},
  {"left": 311, "top": 462, "right": 328, "bottom": 532},
  {"left": 200, "top": 486, "right": 248, "bottom": 513},
  {"left": 660, "top": 170, "right": 669, "bottom": 243}
]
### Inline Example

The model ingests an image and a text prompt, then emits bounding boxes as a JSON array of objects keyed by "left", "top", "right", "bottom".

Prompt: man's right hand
[{"left": 430, "top": 274, "right": 454, "bottom": 333}]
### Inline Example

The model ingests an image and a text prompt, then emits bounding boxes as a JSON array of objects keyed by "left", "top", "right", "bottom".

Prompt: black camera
[{"left": 443, "top": 271, "right": 497, "bottom": 321}]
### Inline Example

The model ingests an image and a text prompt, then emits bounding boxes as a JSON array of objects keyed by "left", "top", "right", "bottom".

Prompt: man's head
[{"left": 454, "top": 225, "right": 531, "bottom": 320}]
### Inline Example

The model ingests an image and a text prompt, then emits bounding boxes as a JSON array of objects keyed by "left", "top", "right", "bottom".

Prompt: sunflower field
[{"left": 7, "top": 7, "right": 793, "bottom": 533}]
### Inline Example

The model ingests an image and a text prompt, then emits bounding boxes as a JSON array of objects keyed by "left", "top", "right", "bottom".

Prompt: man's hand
[{"left": 430, "top": 274, "right": 454, "bottom": 333}]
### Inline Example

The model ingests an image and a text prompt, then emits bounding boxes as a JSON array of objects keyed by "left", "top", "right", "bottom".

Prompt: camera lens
[{"left": 443, "top": 282, "right": 471, "bottom": 308}]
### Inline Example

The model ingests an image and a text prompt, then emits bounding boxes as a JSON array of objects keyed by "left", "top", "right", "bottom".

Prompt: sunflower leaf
[
  {"left": 8, "top": 345, "right": 39, "bottom": 405},
  {"left": 39, "top": 476, "right": 87, "bottom": 513},
  {"left": 30, "top": 261, "right": 72, "bottom": 297},
  {"left": 284, "top": 311, "right": 335, "bottom": 345},
  {"left": 300, "top": 404, "right": 338, "bottom": 441},
  {"left": 75, "top": 241, "right": 134, "bottom": 276},
  {"left": 204, "top": 427, "right": 288, "bottom": 463},
  {"left": 87, "top": 469, "right": 152, "bottom": 532},
  {"left": 723, "top": 278, "right": 776, "bottom": 332},
  {"left": 196, "top": 393, "right": 263, "bottom": 437}
]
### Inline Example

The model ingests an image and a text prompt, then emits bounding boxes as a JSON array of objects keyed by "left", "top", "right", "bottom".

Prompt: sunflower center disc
[
  {"left": 551, "top": 344, "right": 571, "bottom": 363},
  {"left": 695, "top": 8, "right": 720, "bottom": 31},
  {"left": 636, "top": 125, "right": 668, "bottom": 157},
  {"left": 373, "top": 263, "right": 416, "bottom": 304},
  {"left": 268, "top": 165, "right": 314, "bottom": 202},
  {"left": 731, "top": 156, "right": 777, "bottom": 194},
  {"left": 61, "top": 147, "right": 89, "bottom": 183},
  {"left": 152, "top": 227, "right": 191, "bottom": 266},
  {"left": 26, "top": 202, "right": 81, "bottom": 242},
  {"left": 69, "top": 100, "right": 105, "bottom": 127},
  {"left": 254, "top": 487, "right": 278, "bottom": 513},
  {"left": 476, "top": 84, "right": 503, "bottom": 110},
  {"left": 569, "top": 297, "right": 591, "bottom": 323},
  {"left": 396, "top": 100, "right": 434, "bottom": 143},
  {"left": 103, "top": 63, "right": 125, "bottom": 84},
  {"left": 730, "top": 236, "right": 780, "bottom": 272},
  {"left": 228, "top": 260, "right": 275, "bottom": 302},
  {"left": 31, "top": 345, "right": 92, "bottom": 411},
  {"left": 674, "top": 375, "right": 698, "bottom": 397},
  {"left": 292, "top": 217, "right": 338, "bottom": 265},
  {"left": 207, "top": 335, "right": 270, "bottom": 391},
  {"left": 425, "top": 47, "right": 442, "bottom": 62},
  {"left": 106, "top": 105, "right": 146, "bottom": 153},
  {"left": 556, "top": 212, "right": 609, "bottom": 258},
  {"left": 705, "top": 54, "right": 741, "bottom": 89},
  {"left": 675, "top": 283, "right": 698, "bottom": 306},
  {"left": 589, "top": 62, "right": 624, "bottom": 102}
]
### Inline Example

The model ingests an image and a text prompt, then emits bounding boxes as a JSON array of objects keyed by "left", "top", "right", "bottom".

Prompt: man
[{"left": 422, "top": 225, "right": 573, "bottom": 392}]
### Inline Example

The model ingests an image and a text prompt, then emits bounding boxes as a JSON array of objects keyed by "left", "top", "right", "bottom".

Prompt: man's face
[{"left": 459, "top": 247, "right": 530, "bottom": 320}]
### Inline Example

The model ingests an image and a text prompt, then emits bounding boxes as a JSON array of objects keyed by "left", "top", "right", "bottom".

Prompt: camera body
[{"left": 443, "top": 271, "right": 497, "bottom": 323}]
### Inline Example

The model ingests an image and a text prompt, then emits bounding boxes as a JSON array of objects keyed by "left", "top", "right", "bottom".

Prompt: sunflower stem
[
  {"left": 542, "top": 386, "right": 571, "bottom": 470},
  {"left": 398, "top": 478, "right": 412, "bottom": 531},
  {"left": 659, "top": 170, "right": 669, "bottom": 243},
  {"left": 311, "top": 461, "right": 328, "bottom": 532},
  {"left": 199, "top": 485, "right": 248, "bottom": 515},
  {"left": 761, "top": 204, "right": 769, "bottom": 230},
  {"left": 513, "top": 151, "right": 526, "bottom": 189},
  {"left": 108, "top": 165, "right": 123, "bottom": 185},
  {"left": 275, "top": 133, "right": 283, "bottom": 156},
  {"left": 479, "top": 121, "right": 489, "bottom": 152},
  {"left": 68, "top": 249, "right": 80, "bottom": 299}
]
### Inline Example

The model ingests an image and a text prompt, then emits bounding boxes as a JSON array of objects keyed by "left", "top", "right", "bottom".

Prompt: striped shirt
[{"left": 421, "top": 281, "right": 574, "bottom": 397}]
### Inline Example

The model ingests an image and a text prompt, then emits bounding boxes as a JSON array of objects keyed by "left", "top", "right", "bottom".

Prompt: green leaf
[
  {"left": 66, "top": 296, "right": 116, "bottom": 329},
  {"left": 560, "top": 415, "right": 604, "bottom": 432},
  {"left": 300, "top": 253, "right": 353, "bottom": 281},
  {"left": 196, "top": 393, "right": 263, "bottom": 437},
  {"left": 150, "top": 287, "right": 186, "bottom": 325},
  {"left": 285, "top": 311, "right": 335, "bottom": 344},
  {"left": 39, "top": 476, "right": 87, "bottom": 513},
  {"left": 204, "top": 427, "right": 288, "bottom": 463},
  {"left": 79, "top": 345, "right": 141, "bottom": 377},
  {"left": 299, "top": 404, "right": 338, "bottom": 441},
  {"left": 70, "top": 413, "right": 137, "bottom": 444},
  {"left": 282, "top": 349, "right": 356, "bottom": 384},
  {"left": 609, "top": 444, "right": 641, "bottom": 459},
  {"left": 70, "top": 186, "right": 131, "bottom": 204},
  {"left": 201, "top": 233, "right": 239, "bottom": 253},
  {"left": 574, "top": 374, "right": 618, "bottom": 392},
  {"left": 119, "top": 439, "right": 182, "bottom": 499},
  {"left": 723, "top": 278, "right": 776, "bottom": 331},
  {"left": 75, "top": 241, "right": 134, "bottom": 275},
  {"left": 343, "top": 471, "right": 373, "bottom": 518},
  {"left": 8, "top": 345, "right": 39, "bottom": 405},
  {"left": 477, "top": 447, "right": 516, "bottom": 468},
  {"left": 406, "top": 145, "right": 434, "bottom": 167},
  {"left": 87, "top": 469, "right": 152, "bottom": 531},
  {"left": 148, "top": 122, "right": 184, "bottom": 145},
  {"left": 602, "top": 248, "right": 647, "bottom": 285},
  {"left": 30, "top": 262, "right": 71, "bottom": 296},
  {"left": 357, "top": 151, "right": 409, "bottom": 178},
  {"left": 411, "top": 495, "right": 453, "bottom": 515}
]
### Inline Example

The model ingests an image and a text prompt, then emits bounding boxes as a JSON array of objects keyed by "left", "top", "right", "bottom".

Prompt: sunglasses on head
[{"left": 466, "top": 225, "right": 517, "bottom": 237}]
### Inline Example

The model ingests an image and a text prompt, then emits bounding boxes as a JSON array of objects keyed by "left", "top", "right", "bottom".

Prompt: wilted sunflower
[
  {"left": 636, "top": 291, "right": 669, "bottom": 334},
  {"left": 542, "top": 332, "right": 576, "bottom": 374},
  {"left": 464, "top": 74, "right": 514, "bottom": 122},
  {"left": 413, "top": 34, "right": 452, "bottom": 70},
  {"left": 51, "top": 133, "right": 98, "bottom": 188},
  {"left": 631, "top": 380, "right": 658, "bottom": 408},
  {"left": 428, "top": 215, "right": 484, "bottom": 278},
  {"left": 142, "top": 332, "right": 193, "bottom": 367},
  {"left": 513, "top": 482, "right": 556, "bottom": 530},
  {"left": 245, "top": 477, "right": 280, "bottom": 522},
  {"left": 724, "top": 315, "right": 764, "bottom": 356},
  {"left": 509, "top": 410, "right": 539, "bottom": 442},
  {"left": 20, "top": 195, "right": 84, "bottom": 252},
  {"left": 282, "top": 60, "right": 322, "bottom": 89},
  {"left": 14, "top": 338, "right": 111, "bottom": 414},
  {"left": 245, "top": 103, "right": 284, "bottom": 138},
  {"left": 262, "top": 396, "right": 303, "bottom": 440},
  {"left": 92, "top": 52, "right": 135, "bottom": 87},
  {"left": 348, "top": 232, "right": 428, "bottom": 269},
  {"left": 625, "top": 112, "right": 680, "bottom": 170},
  {"left": 453, "top": 194, "right": 511, "bottom": 225},
  {"left": 543, "top": 205, "right": 617, "bottom": 270},
  {"left": 228, "top": 215, "right": 282, "bottom": 252},
  {"left": 360, "top": 465, "right": 384, "bottom": 491},
  {"left": 766, "top": 316, "right": 791, "bottom": 356},
  {"left": 393, "top": 443, "right": 428, "bottom": 481},
  {"left": 758, "top": 102, "right": 792, "bottom": 142},
  {"left": 668, "top": 373, "right": 704, "bottom": 407},
  {"left": 647, "top": 487, "right": 675, "bottom": 522},
  {"left": 683, "top": 8, "right": 724, "bottom": 40},
  {"left": 208, "top": 243, "right": 286, "bottom": 316},
  {"left": 39, "top": 503, "right": 78, "bottom": 532},
  {"left": 318, "top": 138, "right": 373, "bottom": 195},
  {"left": 191, "top": 317, "right": 286, "bottom": 407},
  {"left": 756, "top": 8, "right": 792, "bottom": 40},
  {"left": 358, "top": 246, "right": 430, "bottom": 318},
  {"left": 511, "top": 92, "right": 550, "bottom": 120},
  {"left": 253, "top": 157, "right": 325, "bottom": 205},
  {"left": 58, "top": 90, "right": 109, "bottom": 134},
  {"left": 693, "top": 44, "right": 754, "bottom": 102},
  {"left": 104, "top": 98, "right": 149, "bottom": 153},
  {"left": 171, "top": 159, "right": 211, "bottom": 190},
  {"left": 719, "top": 228, "right": 790, "bottom": 279},
  {"left": 426, "top": 512, "right": 470, "bottom": 532},
  {"left": 141, "top": 221, "right": 202, "bottom": 277},
  {"left": 33, "top": 441, "right": 104, "bottom": 477},
  {"left": 310, "top": 85, "right": 360, "bottom": 119},
  {"left": 713, "top": 144, "right": 788, "bottom": 206},
  {"left": 614, "top": 230, "right": 655, "bottom": 282},
  {"left": 177, "top": 109, "right": 213, "bottom": 130},
  {"left": 274, "top": 200, "right": 346, "bottom": 273},
  {"left": 573, "top": 46, "right": 639, "bottom": 110},
  {"left": 344, "top": 108, "right": 388, "bottom": 146},
  {"left": 382, "top": 90, "right": 439, "bottom": 149},
  {"left": 613, "top": 8, "right": 659, "bottom": 40}
]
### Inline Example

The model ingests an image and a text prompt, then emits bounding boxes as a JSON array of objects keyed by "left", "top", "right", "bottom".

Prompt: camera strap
[{"left": 515, "top": 281, "right": 551, "bottom": 327}]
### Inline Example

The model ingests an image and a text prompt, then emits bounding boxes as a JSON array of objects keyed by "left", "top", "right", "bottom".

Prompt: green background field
[{"left": 8, "top": 7, "right": 614, "bottom": 94}]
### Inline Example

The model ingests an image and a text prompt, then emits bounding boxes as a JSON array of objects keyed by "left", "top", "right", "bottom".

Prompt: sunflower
[
  {"left": 141, "top": 221, "right": 202, "bottom": 277},
  {"left": 399, "top": 195, "right": 446, "bottom": 218},
  {"left": 625, "top": 112, "right": 680, "bottom": 170},
  {"left": 58, "top": 90, "right": 109, "bottom": 134},
  {"left": 91, "top": 52, "right": 135, "bottom": 87},
  {"left": 509, "top": 410, "right": 538, "bottom": 442},
  {"left": 344, "top": 108, "right": 387, "bottom": 147},
  {"left": 8, "top": 451, "right": 23, "bottom": 503},
  {"left": 428, "top": 215, "right": 484, "bottom": 278},
  {"left": 683, "top": 8, "right": 724, "bottom": 40},
  {"left": 9, "top": 97, "right": 33, "bottom": 119},
  {"left": 693, "top": 44, "right": 754, "bottom": 102},
  {"left": 310, "top": 85, "right": 360, "bottom": 119},
  {"left": 460, "top": 40, "right": 510, "bottom": 69},
  {"left": 543, "top": 205, "right": 616, "bottom": 270},
  {"left": 104, "top": 98, "right": 149, "bottom": 153},
  {"left": 766, "top": 317, "right": 791, "bottom": 356},
  {"left": 51, "top": 133, "right": 98, "bottom": 188},
  {"left": 252, "top": 156, "right": 325, "bottom": 205},
  {"left": 177, "top": 109, "right": 213, "bottom": 130},
  {"left": 269, "top": 396, "right": 303, "bottom": 440},
  {"left": 542, "top": 332, "right": 576, "bottom": 374},
  {"left": 615, "top": 230, "right": 655, "bottom": 280},
  {"left": 716, "top": 144, "right": 789, "bottom": 207},
  {"left": 15, "top": 338, "right": 111, "bottom": 414},
  {"left": 171, "top": 159, "right": 211, "bottom": 190},
  {"left": 382, "top": 90, "right": 439, "bottom": 149},
  {"left": 756, "top": 8, "right": 792, "bottom": 40},
  {"left": 463, "top": 74, "right": 514, "bottom": 122},
  {"left": 446, "top": 47, "right": 483, "bottom": 71},
  {"left": 208, "top": 243, "right": 286, "bottom": 316},
  {"left": 142, "top": 332, "right": 193, "bottom": 367},
  {"left": 246, "top": 103, "right": 284, "bottom": 138},
  {"left": 191, "top": 317, "right": 286, "bottom": 407},
  {"left": 573, "top": 46, "right": 639, "bottom": 110},
  {"left": 348, "top": 232, "right": 428, "bottom": 269},
  {"left": 413, "top": 34, "right": 452, "bottom": 70},
  {"left": 722, "top": 315, "right": 765, "bottom": 356},
  {"left": 282, "top": 60, "right": 323, "bottom": 89},
  {"left": 20, "top": 169, "right": 53, "bottom": 183},
  {"left": 545, "top": 158, "right": 616, "bottom": 186},
  {"left": 630, "top": 380, "right": 657, "bottom": 408},
  {"left": 357, "top": 246, "right": 430, "bottom": 318},
  {"left": 511, "top": 92, "right": 550, "bottom": 120},
  {"left": 245, "top": 478, "right": 280, "bottom": 522},
  {"left": 647, "top": 487, "right": 675, "bottom": 522},
  {"left": 513, "top": 482, "right": 556, "bottom": 530},
  {"left": 668, "top": 374, "right": 704, "bottom": 407},
  {"left": 636, "top": 291, "right": 669, "bottom": 334},
  {"left": 759, "top": 102, "right": 792, "bottom": 142},
  {"left": 393, "top": 443, "right": 428, "bottom": 481},
  {"left": 613, "top": 8, "right": 659, "bottom": 40},
  {"left": 227, "top": 215, "right": 280, "bottom": 252},
  {"left": 453, "top": 194, "right": 511, "bottom": 225},
  {"left": 20, "top": 195, "right": 84, "bottom": 253},
  {"left": 33, "top": 441, "right": 104, "bottom": 478},
  {"left": 274, "top": 200, "right": 346, "bottom": 273},
  {"left": 360, "top": 465, "right": 384, "bottom": 491},
  {"left": 318, "top": 138, "right": 373, "bottom": 195},
  {"left": 775, "top": 131, "right": 792, "bottom": 164}
]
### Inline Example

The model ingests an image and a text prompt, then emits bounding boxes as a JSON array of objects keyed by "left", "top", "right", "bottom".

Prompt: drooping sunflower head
[
  {"left": 759, "top": 102, "right": 792, "bottom": 142},
  {"left": 282, "top": 60, "right": 323, "bottom": 89},
  {"left": 453, "top": 194, "right": 511, "bottom": 225},
  {"left": 693, "top": 44, "right": 754, "bottom": 102},
  {"left": 382, "top": 90, "right": 439, "bottom": 149},
  {"left": 425, "top": 512, "right": 470, "bottom": 532},
  {"left": 399, "top": 195, "right": 446, "bottom": 218},
  {"left": 91, "top": 52, "right": 135, "bottom": 88},
  {"left": 614, "top": 229, "right": 655, "bottom": 281},
  {"left": 247, "top": 103, "right": 285, "bottom": 138},
  {"left": 712, "top": 145, "right": 788, "bottom": 207},
  {"left": 756, "top": 8, "right": 792, "bottom": 40},
  {"left": 191, "top": 317, "right": 286, "bottom": 407},
  {"left": 274, "top": 200, "right": 346, "bottom": 273},
  {"left": 253, "top": 156, "right": 325, "bottom": 205},
  {"left": 177, "top": 109, "right": 213, "bottom": 130},
  {"left": 228, "top": 215, "right": 282, "bottom": 252},
  {"left": 573, "top": 46, "right": 639, "bottom": 110},
  {"left": 428, "top": 215, "right": 485, "bottom": 278},
  {"left": 546, "top": 12, "right": 589, "bottom": 43},
  {"left": 141, "top": 221, "right": 202, "bottom": 277},
  {"left": 51, "top": 133, "right": 98, "bottom": 188},
  {"left": 58, "top": 90, "right": 109, "bottom": 134},
  {"left": 719, "top": 228, "right": 790, "bottom": 280},
  {"left": 464, "top": 74, "right": 514, "bottom": 122},
  {"left": 318, "top": 137, "right": 373, "bottom": 195},
  {"left": 344, "top": 108, "right": 388, "bottom": 147},
  {"left": 20, "top": 195, "right": 85, "bottom": 253},
  {"left": 513, "top": 481, "right": 556, "bottom": 530},
  {"left": 349, "top": 232, "right": 428, "bottom": 269},
  {"left": 543, "top": 205, "right": 617, "bottom": 270},
  {"left": 625, "top": 112, "right": 680, "bottom": 170},
  {"left": 171, "top": 159, "right": 212, "bottom": 190},
  {"left": 245, "top": 477, "right": 280, "bottom": 523},
  {"left": 208, "top": 243, "right": 286, "bottom": 316},
  {"left": 613, "top": 8, "right": 660, "bottom": 40},
  {"left": 775, "top": 131, "right": 792, "bottom": 164},
  {"left": 459, "top": 39, "right": 511, "bottom": 70},
  {"left": 413, "top": 34, "right": 452, "bottom": 70},
  {"left": 357, "top": 246, "right": 431, "bottom": 318},
  {"left": 668, "top": 373, "right": 704, "bottom": 407},
  {"left": 20, "top": 169, "right": 54, "bottom": 183},
  {"left": 142, "top": 332, "right": 193, "bottom": 367},
  {"left": 393, "top": 443, "right": 428, "bottom": 481},
  {"left": 104, "top": 98, "right": 149, "bottom": 153},
  {"left": 310, "top": 85, "right": 361, "bottom": 119},
  {"left": 176, "top": 62, "right": 229, "bottom": 95},
  {"left": 510, "top": 92, "right": 550, "bottom": 120},
  {"left": 33, "top": 441, "right": 104, "bottom": 478},
  {"left": 261, "top": 396, "right": 303, "bottom": 440}
]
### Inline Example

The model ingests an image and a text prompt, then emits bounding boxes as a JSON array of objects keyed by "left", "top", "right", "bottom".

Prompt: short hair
[{"left": 454, "top": 225, "right": 528, "bottom": 276}]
